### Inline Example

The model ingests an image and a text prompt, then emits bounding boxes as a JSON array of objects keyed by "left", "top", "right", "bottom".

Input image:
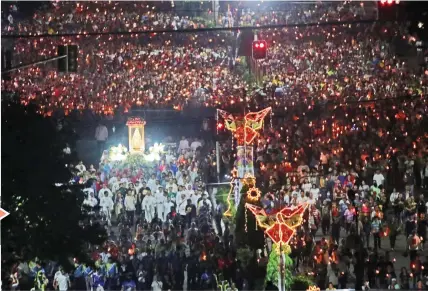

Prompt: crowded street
[{"left": 1, "top": 1, "right": 428, "bottom": 291}]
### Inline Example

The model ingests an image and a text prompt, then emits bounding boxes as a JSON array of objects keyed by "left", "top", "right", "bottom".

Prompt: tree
[
  {"left": 235, "top": 184, "right": 265, "bottom": 249},
  {"left": 1, "top": 100, "right": 106, "bottom": 273}
]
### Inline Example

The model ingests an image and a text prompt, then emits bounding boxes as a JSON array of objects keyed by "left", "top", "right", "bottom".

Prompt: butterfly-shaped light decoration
[
  {"left": 217, "top": 107, "right": 272, "bottom": 145},
  {"left": 246, "top": 203, "right": 308, "bottom": 245}
]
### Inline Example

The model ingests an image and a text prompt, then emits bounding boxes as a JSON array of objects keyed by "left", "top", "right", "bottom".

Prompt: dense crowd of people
[
  {"left": 3, "top": 1, "right": 423, "bottom": 115},
  {"left": 2, "top": 1, "right": 428, "bottom": 291}
]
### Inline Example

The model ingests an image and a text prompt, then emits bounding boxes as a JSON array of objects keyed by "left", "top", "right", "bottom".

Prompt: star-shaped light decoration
[
  {"left": 246, "top": 203, "right": 308, "bottom": 245},
  {"left": 246, "top": 187, "right": 261, "bottom": 202}
]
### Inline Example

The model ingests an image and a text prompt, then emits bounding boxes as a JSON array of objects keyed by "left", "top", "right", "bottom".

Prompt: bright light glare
[
  {"left": 109, "top": 144, "right": 128, "bottom": 161},
  {"left": 144, "top": 143, "right": 165, "bottom": 162},
  {"left": 259, "top": 42, "right": 265, "bottom": 48}
]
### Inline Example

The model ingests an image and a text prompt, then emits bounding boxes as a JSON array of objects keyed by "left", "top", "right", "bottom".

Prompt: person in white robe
[
  {"left": 147, "top": 174, "right": 157, "bottom": 194},
  {"left": 98, "top": 185, "right": 113, "bottom": 200},
  {"left": 142, "top": 191, "right": 156, "bottom": 223},
  {"left": 83, "top": 193, "right": 98, "bottom": 214},
  {"left": 154, "top": 187, "right": 167, "bottom": 222},
  {"left": 99, "top": 192, "right": 114, "bottom": 226}
]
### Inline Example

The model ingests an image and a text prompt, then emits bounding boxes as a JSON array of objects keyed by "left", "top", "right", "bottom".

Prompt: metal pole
[
  {"left": 65, "top": 45, "right": 69, "bottom": 73},
  {"left": 1, "top": 55, "right": 67, "bottom": 74},
  {"left": 216, "top": 141, "right": 221, "bottom": 183}
]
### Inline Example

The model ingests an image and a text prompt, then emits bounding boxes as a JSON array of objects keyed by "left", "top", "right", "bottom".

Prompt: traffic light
[
  {"left": 252, "top": 40, "right": 267, "bottom": 59},
  {"left": 67, "top": 45, "right": 78, "bottom": 72},
  {"left": 57, "top": 45, "right": 78, "bottom": 73},
  {"left": 1, "top": 48, "right": 12, "bottom": 80}
]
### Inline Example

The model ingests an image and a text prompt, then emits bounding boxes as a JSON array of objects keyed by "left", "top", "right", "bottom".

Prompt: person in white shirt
[
  {"left": 108, "top": 176, "right": 118, "bottom": 186},
  {"left": 98, "top": 185, "right": 113, "bottom": 200},
  {"left": 124, "top": 191, "right": 136, "bottom": 224},
  {"left": 390, "top": 189, "right": 399, "bottom": 203},
  {"left": 151, "top": 275, "right": 163, "bottom": 291},
  {"left": 76, "top": 161, "right": 86, "bottom": 174},
  {"left": 297, "top": 191, "right": 307, "bottom": 204},
  {"left": 359, "top": 181, "right": 370, "bottom": 198},
  {"left": 95, "top": 122, "right": 108, "bottom": 156},
  {"left": 283, "top": 192, "right": 290, "bottom": 205},
  {"left": 373, "top": 170, "right": 385, "bottom": 187},
  {"left": 142, "top": 191, "right": 155, "bottom": 223},
  {"left": 147, "top": 175, "right": 157, "bottom": 194},
  {"left": 185, "top": 184, "right": 195, "bottom": 197},
  {"left": 197, "top": 194, "right": 212, "bottom": 212},
  {"left": 99, "top": 192, "right": 114, "bottom": 226},
  {"left": 310, "top": 184, "right": 320, "bottom": 201},
  {"left": 154, "top": 187, "right": 167, "bottom": 222},
  {"left": 306, "top": 193, "right": 316, "bottom": 205},
  {"left": 177, "top": 136, "right": 190, "bottom": 153},
  {"left": 301, "top": 178, "right": 312, "bottom": 194},
  {"left": 191, "top": 189, "right": 202, "bottom": 206},
  {"left": 166, "top": 180, "right": 178, "bottom": 194},
  {"left": 165, "top": 151, "right": 175, "bottom": 164},
  {"left": 54, "top": 268, "right": 70, "bottom": 291},
  {"left": 83, "top": 187, "right": 95, "bottom": 198},
  {"left": 177, "top": 193, "right": 188, "bottom": 216},
  {"left": 83, "top": 193, "right": 98, "bottom": 210},
  {"left": 190, "top": 138, "right": 202, "bottom": 152}
]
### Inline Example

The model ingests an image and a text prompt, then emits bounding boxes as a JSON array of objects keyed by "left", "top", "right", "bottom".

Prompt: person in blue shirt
[
  {"left": 105, "top": 258, "right": 118, "bottom": 290},
  {"left": 121, "top": 274, "right": 136, "bottom": 291},
  {"left": 84, "top": 264, "right": 94, "bottom": 291},
  {"left": 92, "top": 267, "right": 105, "bottom": 291}
]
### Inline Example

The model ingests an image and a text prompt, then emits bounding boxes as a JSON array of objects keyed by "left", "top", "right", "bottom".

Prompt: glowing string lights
[
  {"left": 223, "top": 168, "right": 238, "bottom": 217},
  {"left": 245, "top": 203, "right": 308, "bottom": 245},
  {"left": 217, "top": 107, "right": 272, "bottom": 145}
]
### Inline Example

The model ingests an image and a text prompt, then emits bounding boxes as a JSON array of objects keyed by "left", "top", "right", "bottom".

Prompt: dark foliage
[
  {"left": 234, "top": 184, "right": 265, "bottom": 249},
  {"left": 1, "top": 101, "right": 106, "bottom": 272}
]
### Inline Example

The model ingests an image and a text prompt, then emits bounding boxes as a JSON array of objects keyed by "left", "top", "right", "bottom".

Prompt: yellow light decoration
[
  {"left": 307, "top": 286, "right": 320, "bottom": 291},
  {"left": 242, "top": 173, "right": 256, "bottom": 187},
  {"left": 223, "top": 168, "right": 238, "bottom": 217},
  {"left": 246, "top": 187, "right": 261, "bottom": 202}
]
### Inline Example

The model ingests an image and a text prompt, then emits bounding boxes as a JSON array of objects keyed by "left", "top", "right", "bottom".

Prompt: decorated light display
[
  {"left": 246, "top": 187, "right": 261, "bottom": 202},
  {"left": 126, "top": 117, "right": 146, "bottom": 153},
  {"left": 217, "top": 107, "right": 272, "bottom": 213},
  {"left": 245, "top": 203, "right": 308, "bottom": 245},
  {"left": 217, "top": 107, "right": 272, "bottom": 146},
  {"left": 245, "top": 201, "right": 308, "bottom": 291},
  {"left": 307, "top": 286, "right": 321, "bottom": 291}
]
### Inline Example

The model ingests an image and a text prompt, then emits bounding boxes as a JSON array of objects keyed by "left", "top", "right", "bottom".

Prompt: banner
[{"left": 236, "top": 146, "right": 254, "bottom": 178}]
